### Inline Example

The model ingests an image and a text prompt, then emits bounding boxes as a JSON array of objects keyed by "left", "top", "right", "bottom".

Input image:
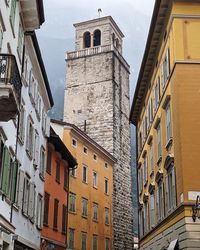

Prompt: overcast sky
[{"left": 37, "top": 0, "right": 155, "bottom": 119}]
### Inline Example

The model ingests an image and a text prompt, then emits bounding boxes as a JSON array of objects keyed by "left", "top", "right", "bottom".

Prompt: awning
[{"left": 167, "top": 239, "right": 178, "bottom": 250}]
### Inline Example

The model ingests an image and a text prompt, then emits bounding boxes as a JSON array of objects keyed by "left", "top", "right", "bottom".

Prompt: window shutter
[
  {"left": 45, "top": 116, "right": 50, "bottom": 137},
  {"left": 161, "top": 183, "right": 165, "bottom": 218},
  {"left": 161, "top": 63, "right": 165, "bottom": 89},
  {"left": 33, "top": 131, "right": 39, "bottom": 166},
  {"left": 10, "top": 161, "right": 18, "bottom": 203},
  {"left": 1, "top": 147, "right": 11, "bottom": 195},
  {"left": 166, "top": 48, "right": 170, "bottom": 78},
  {"left": 156, "top": 189, "right": 159, "bottom": 222},
  {"left": 17, "top": 170, "right": 24, "bottom": 209},
  {"left": 28, "top": 182, "right": 35, "bottom": 220},
  {"left": 165, "top": 175, "right": 169, "bottom": 213},
  {"left": 22, "top": 109, "right": 26, "bottom": 142},
  {"left": 172, "top": 167, "right": 176, "bottom": 209},
  {"left": 26, "top": 118, "right": 30, "bottom": 152}
]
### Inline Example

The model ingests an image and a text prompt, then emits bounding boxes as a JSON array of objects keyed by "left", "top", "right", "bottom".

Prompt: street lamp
[{"left": 192, "top": 195, "right": 200, "bottom": 222}]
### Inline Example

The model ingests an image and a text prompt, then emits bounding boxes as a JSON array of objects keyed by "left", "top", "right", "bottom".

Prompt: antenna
[{"left": 98, "top": 8, "right": 102, "bottom": 18}]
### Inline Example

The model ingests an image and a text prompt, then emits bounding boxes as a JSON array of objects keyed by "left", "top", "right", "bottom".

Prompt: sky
[{"left": 37, "top": 0, "right": 155, "bottom": 119}]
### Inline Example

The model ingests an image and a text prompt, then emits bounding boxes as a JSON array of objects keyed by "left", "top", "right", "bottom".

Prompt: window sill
[
  {"left": 46, "top": 170, "right": 51, "bottom": 175},
  {"left": 105, "top": 223, "right": 110, "bottom": 226},
  {"left": 43, "top": 223, "right": 49, "bottom": 227},
  {"left": 63, "top": 186, "right": 68, "bottom": 192},
  {"left": 36, "top": 225, "right": 42, "bottom": 231},
  {"left": 82, "top": 215, "right": 88, "bottom": 219},
  {"left": 68, "top": 211, "right": 76, "bottom": 215},
  {"left": 104, "top": 193, "right": 109, "bottom": 196},
  {"left": 144, "top": 180, "right": 148, "bottom": 188},
  {"left": 56, "top": 179, "right": 61, "bottom": 184},
  {"left": 93, "top": 186, "right": 98, "bottom": 190},
  {"left": 165, "top": 138, "right": 173, "bottom": 150},
  {"left": 93, "top": 219, "right": 98, "bottom": 223},
  {"left": 82, "top": 181, "right": 88, "bottom": 185},
  {"left": 53, "top": 227, "right": 58, "bottom": 232},
  {"left": 156, "top": 156, "right": 162, "bottom": 166},
  {"left": 70, "top": 175, "right": 77, "bottom": 179}
]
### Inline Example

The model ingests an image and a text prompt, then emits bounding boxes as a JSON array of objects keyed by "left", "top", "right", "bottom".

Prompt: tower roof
[{"left": 73, "top": 16, "right": 124, "bottom": 38}]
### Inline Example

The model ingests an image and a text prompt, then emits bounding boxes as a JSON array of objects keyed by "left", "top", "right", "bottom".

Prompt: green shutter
[
  {"left": 1, "top": 147, "right": 11, "bottom": 194},
  {"left": 10, "top": 161, "right": 18, "bottom": 203}
]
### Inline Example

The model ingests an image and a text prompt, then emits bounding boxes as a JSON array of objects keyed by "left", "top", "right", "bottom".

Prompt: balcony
[{"left": 0, "top": 54, "right": 22, "bottom": 121}]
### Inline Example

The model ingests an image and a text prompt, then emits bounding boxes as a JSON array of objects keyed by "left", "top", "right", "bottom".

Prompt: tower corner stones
[{"left": 63, "top": 16, "right": 134, "bottom": 249}]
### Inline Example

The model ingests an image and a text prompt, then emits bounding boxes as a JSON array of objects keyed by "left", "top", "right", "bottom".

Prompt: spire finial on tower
[{"left": 98, "top": 8, "right": 102, "bottom": 18}]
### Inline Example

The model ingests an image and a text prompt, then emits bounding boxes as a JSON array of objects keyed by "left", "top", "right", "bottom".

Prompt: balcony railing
[
  {"left": 0, "top": 54, "right": 22, "bottom": 121},
  {"left": 67, "top": 44, "right": 130, "bottom": 70}
]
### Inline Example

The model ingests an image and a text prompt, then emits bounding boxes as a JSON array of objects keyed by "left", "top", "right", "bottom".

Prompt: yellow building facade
[
  {"left": 51, "top": 120, "right": 115, "bottom": 250},
  {"left": 130, "top": 0, "right": 200, "bottom": 249}
]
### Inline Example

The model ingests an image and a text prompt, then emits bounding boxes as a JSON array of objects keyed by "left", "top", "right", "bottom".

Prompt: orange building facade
[
  {"left": 41, "top": 127, "right": 77, "bottom": 250},
  {"left": 51, "top": 120, "right": 116, "bottom": 250}
]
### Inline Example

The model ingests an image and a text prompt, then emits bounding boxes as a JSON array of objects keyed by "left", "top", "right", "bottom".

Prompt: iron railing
[{"left": 0, "top": 54, "right": 22, "bottom": 103}]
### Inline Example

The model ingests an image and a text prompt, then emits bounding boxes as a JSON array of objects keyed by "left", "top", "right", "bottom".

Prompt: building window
[
  {"left": 53, "top": 199, "right": 59, "bottom": 230},
  {"left": 154, "top": 77, "right": 161, "bottom": 111},
  {"left": 150, "top": 192, "right": 155, "bottom": 229},
  {"left": 68, "top": 228, "right": 75, "bottom": 249},
  {"left": 83, "top": 146, "right": 88, "bottom": 154},
  {"left": 64, "top": 166, "right": 68, "bottom": 190},
  {"left": 56, "top": 160, "right": 61, "bottom": 183},
  {"left": 144, "top": 201, "right": 149, "bottom": 234},
  {"left": 82, "top": 165, "right": 87, "bottom": 183},
  {"left": 39, "top": 147, "right": 45, "bottom": 179},
  {"left": 46, "top": 149, "right": 52, "bottom": 174},
  {"left": 71, "top": 167, "right": 76, "bottom": 177},
  {"left": 156, "top": 123, "right": 162, "bottom": 160},
  {"left": 36, "top": 94, "right": 41, "bottom": 119},
  {"left": 105, "top": 238, "right": 110, "bottom": 250},
  {"left": 36, "top": 194, "right": 43, "bottom": 229},
  {"left": 93, "top": 154, "right": 97, "bottom": 161},
  {"left": 93, "top": 29, "right": 101, "bottom": 47},
  {"left": 104, "top": 178, "right": 109, "bottom": 194},
  {"left": 81, "top": 232, "right": 87, "bottom": 250},
  {"left": 28, "top": 73, "right": 36, "bottom": 104},
  {"left": 105, "top": 207, "right": 109, "bottom": 225},
  {"left": 166, "top": 167, "right": 176, "bottom": 212},
  {"left": 62, "top": 205, "right": 67, "bottom": 233},
  {"left": 82, "top": 198, "right": 88, "bottom": 217},
  {"left": 143, "top": 154, "right": 148, "bottom": 185},
  {"left": 161, "top": 48, "right": 170, "bottom": 90},
  {"left": 26, "top": 116, "right": 34, "bottom": 158},
  {"left": 92, "top": 235, "right": 98, "bottom": 250},
  {"left": 93, "top": 171, "right": 98, "bottom": 188},
  {"left": 72, "top": 138, "right": 77, "bottom": 147},
  {"left": 10, "top": 0, "right": 17, "bottom": 28},
  {"left": 156, "top": 181, "right": 165, "bottom": 222},
  {"left": 165, "top": 102, "right": 172, "bottom": 142},
  {"left": 150, "top": 141, "right": 154, "bottom": 173},
  {"left": 17, "top": 23, "right": 24, "bottom": 60},
  {"left": 69, "top": 193, "right": 76, "bottom": 212},
  {"left": 83, "top": 31, "right": 91, "bottom": 48},
  {"left": 43, "top": 192, "right": 50, "bottom": 226},
  {"left": 93, "top": 203, "right": 98, "bottom": 222},
  {"left": 105, "top": 162, "right": 108, "bottom": 168}
]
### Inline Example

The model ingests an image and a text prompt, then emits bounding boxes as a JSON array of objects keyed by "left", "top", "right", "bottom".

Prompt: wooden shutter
[
  {"left": 166, "top": 48, "right": 170, "bottom": 78},
  {"left": 156, "top": 188, "right": 159, "bottom": 222},
  {"left": 28, "top": 182, "right": 35, "bottom": 220},
  {"left": 172, "top": 167, "right": 176, "bottom": 209},
  {"left": 165, "top": 175, "right": 169, "bottom": 212},
  {"left": 33, "top": 131, "right": 39, "bottom": 166},
  {"left": 17, "top": 169, "right": 24, "bottom": 209},
  {"left": 1, "top": 146, "right": 11, "bottom": 194},
  {"left": 62, "top": 205, "right": 67, "bottom": 233},
  {"left": 45, "top": 116, "right": 50, "bottom": 137},
  {"left": 43, "top": 192, "right": 50, "bottom": 226},
  {"left": 53, "top": 199, "right": 59, "bottom": 229},
  {"left": 10, "top": 161, "right": 18, "bottom": 203}
]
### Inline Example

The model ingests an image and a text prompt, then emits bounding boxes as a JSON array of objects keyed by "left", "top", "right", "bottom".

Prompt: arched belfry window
[
  {"left": 83, "top": 32, "right": 91, "bottom": 48},
  {"left": 93, "top": 29, "right": 101, "bottom": 47}
]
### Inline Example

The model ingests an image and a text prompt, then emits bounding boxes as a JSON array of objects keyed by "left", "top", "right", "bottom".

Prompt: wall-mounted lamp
[{"left": 192, "top": 195, "right": 200, "bottom": 222}]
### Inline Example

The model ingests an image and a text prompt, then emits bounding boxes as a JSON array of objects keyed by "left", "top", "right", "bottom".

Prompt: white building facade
[{"left": 0, "top": 1, "right": 53, "bottom": 249}]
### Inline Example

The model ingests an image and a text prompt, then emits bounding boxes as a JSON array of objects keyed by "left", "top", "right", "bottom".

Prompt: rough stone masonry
[{"left": 63, "top": 16, "right": 134, "bottom": 249}]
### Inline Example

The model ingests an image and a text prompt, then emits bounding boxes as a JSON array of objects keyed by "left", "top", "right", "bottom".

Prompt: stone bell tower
[{"left": 64, "top": 16, "right": 134, "bottom": 249}]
